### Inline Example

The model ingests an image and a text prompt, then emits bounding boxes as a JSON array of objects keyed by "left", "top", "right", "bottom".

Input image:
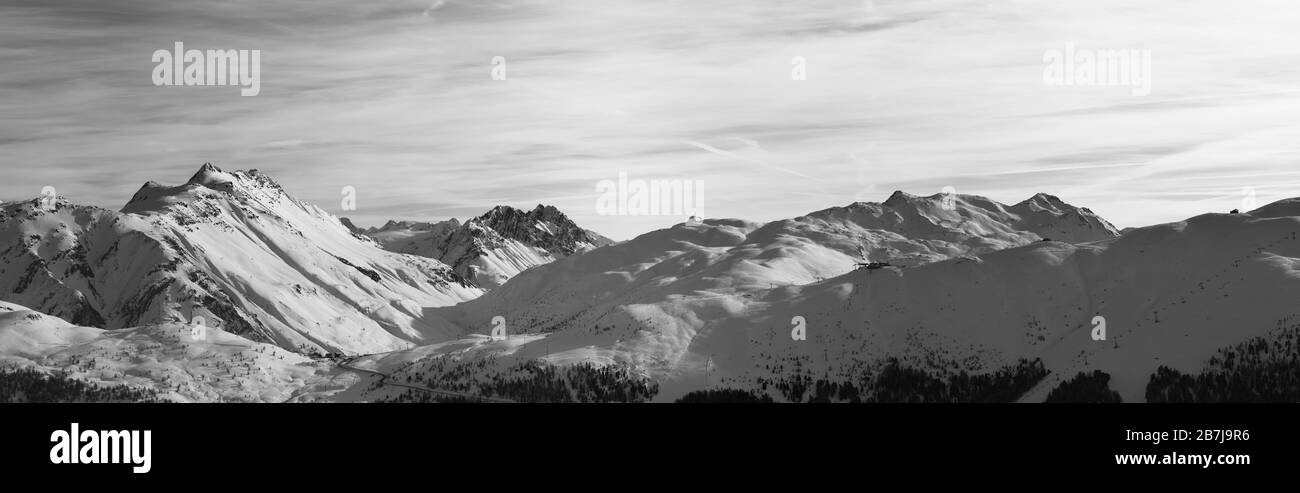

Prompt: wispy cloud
[{"left": 3, "top": 0, "right": 1300, "bottom": 239}]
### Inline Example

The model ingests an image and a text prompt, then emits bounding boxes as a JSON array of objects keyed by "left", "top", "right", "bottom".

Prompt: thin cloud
[{"left": 2, "top": 0, "right": 1300, "bottom": 240}]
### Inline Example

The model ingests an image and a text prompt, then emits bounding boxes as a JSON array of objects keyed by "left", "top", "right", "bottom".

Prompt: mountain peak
[
  {"left": 186, "top": 162, "right": 229, "bottom": 185},
  {"left": 121, "top": 164, "right": 294, "bottom": 215},
  {"left": 1020, "top": 192, "right": 1065, "bottom": 209},
  {"left": 532, "top": 203, "right": 562, "bottom": 215},
  {"left": 531, "top": 204, "right": 572, "bottom": 223},
  {"left": 182, "top": 163, "right": 285, "bottom": 193},
  {"left": 123, "top": 180, "right": 186, "bottom": 212},
  {"left": 480, "top": 205, "right": 524, "bottom": 219},
  {"left": 362, "top": 204, "right": 610, "bottom": 289},
  {"left": 883, "top": 190, "right": 916, "bottom": 207},
  {"left": 475, "top": 204, "right": 575, "bottom": 228}
]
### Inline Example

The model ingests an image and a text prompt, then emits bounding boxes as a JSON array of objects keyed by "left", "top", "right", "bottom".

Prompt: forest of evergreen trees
[
  {"left": 676, "top": 389, "right": 774, "bottom": 403},
  {"left": 1044, "top": 370, "right": 1122, "bottom": 403},
  {"left": 375, "top": 358, "right": 659, "bottom": 403},
  {"left": 482, "top": 361, "right": 659, "bottom": 403},
  {"left": 1146, "top": 322, "right": 1300, "bottom": 402},
  {"left": 749, "top": 358, "right": 1049, "bottom": 403},
  {"left": 866, "top": 358, "right": 1048, "bottom": 403},
  {"left": 0, "top": 367, "right": 162, "bottom": 403}
]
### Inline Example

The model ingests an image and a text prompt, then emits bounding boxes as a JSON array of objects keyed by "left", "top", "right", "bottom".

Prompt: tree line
[
  {"left": 0, "top": 367, "right": 162, "bottom": 403},
  {"left": 1147, "top": 320, "right": 1300, "bottom": 402}
]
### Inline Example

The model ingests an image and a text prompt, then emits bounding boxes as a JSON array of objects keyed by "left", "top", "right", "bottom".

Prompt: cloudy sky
[{"left": 2, "top": 0, "right": 1299, "bottom": 240}]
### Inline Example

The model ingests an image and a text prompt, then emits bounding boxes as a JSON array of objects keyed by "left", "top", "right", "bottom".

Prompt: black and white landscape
[
  {"left": 2, "top": 1, "right": 1299, "bottom": 403},
  {"left": 1, "top": 162, "right": 1298, "bottom": 403}
]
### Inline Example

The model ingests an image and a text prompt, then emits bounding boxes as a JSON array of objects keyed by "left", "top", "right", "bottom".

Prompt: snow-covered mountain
[
  {"left": 354, "top": 205, "right": 613, "bottom": 289},
  {"left": 421, "top": 193, "right": 1298, "bottom": 402},
  {"left": 4, "top": 181, "right": 1295, "bottom": 404},
  {"left": 798, "top": 190, "right": 1118, "bottom": 267},
  {"left": 0, "top": 164, "right": 481, "bottom": 355},
  {"left": 433, "top": 191, "right": 1118, "bottom": 338},
  {"left": 720, "top": 200, "right": 1300, "bottom": 402}
]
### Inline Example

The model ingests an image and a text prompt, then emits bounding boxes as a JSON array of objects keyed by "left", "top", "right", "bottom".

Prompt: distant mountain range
[
  {"left": 2, "top": 164, "right": 1296, "bottom": 403},
  {"left": 422, "top": 194, "right": 1300, "bottom": 402}
]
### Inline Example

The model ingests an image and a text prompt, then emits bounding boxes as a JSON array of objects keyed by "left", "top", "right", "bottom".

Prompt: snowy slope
[
  {"left": 0, "top": 164, "right": 482, "bottom": 355},
  {"left": 707, "top": 202, "right": 1300, "bottom": 402},
  {"left": 789, "top": 191, "right": 1118, "bottom": 268},
  {"left": 433, "top": 191, "right": 1117, "bottom": 343},
  {"left": 421, "top": 195, "right": 1296, "bottom": 402},
  {"left": 0, "top": 301, "right": 329, "bottom": 402},
  {"left": 5, "top": 184, "right": 1291, "bottom": 403},
  {"left": 357, "top": 204, "right": 614, "bottom": 289}
]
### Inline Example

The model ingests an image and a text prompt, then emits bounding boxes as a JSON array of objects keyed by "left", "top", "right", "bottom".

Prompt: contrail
[{"left": 682, "top": 139, "right": 824, "bottom": 182}]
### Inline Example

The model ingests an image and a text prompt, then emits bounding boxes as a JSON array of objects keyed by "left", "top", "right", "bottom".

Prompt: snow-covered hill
[
  {"left": 0, "top": 300, "right": 329, "bottom": 402},
  {"left": 421, "top": 195, "right": 1297, "bottom": 402},
  {"left": 0, "top": 164, "right": 481, "bottom": 355},
  {"left": 703, "top": 202, "right": 1300, "bottom": 402},
  {"left": 4, "top": 182, "right": 1294, "bottom": 403},
  {"left": 433, "top": 191, "right": 1118, "bottom": 341},
  {"left": 355, "top": 204, "right": 613, "bottom": 289}
]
